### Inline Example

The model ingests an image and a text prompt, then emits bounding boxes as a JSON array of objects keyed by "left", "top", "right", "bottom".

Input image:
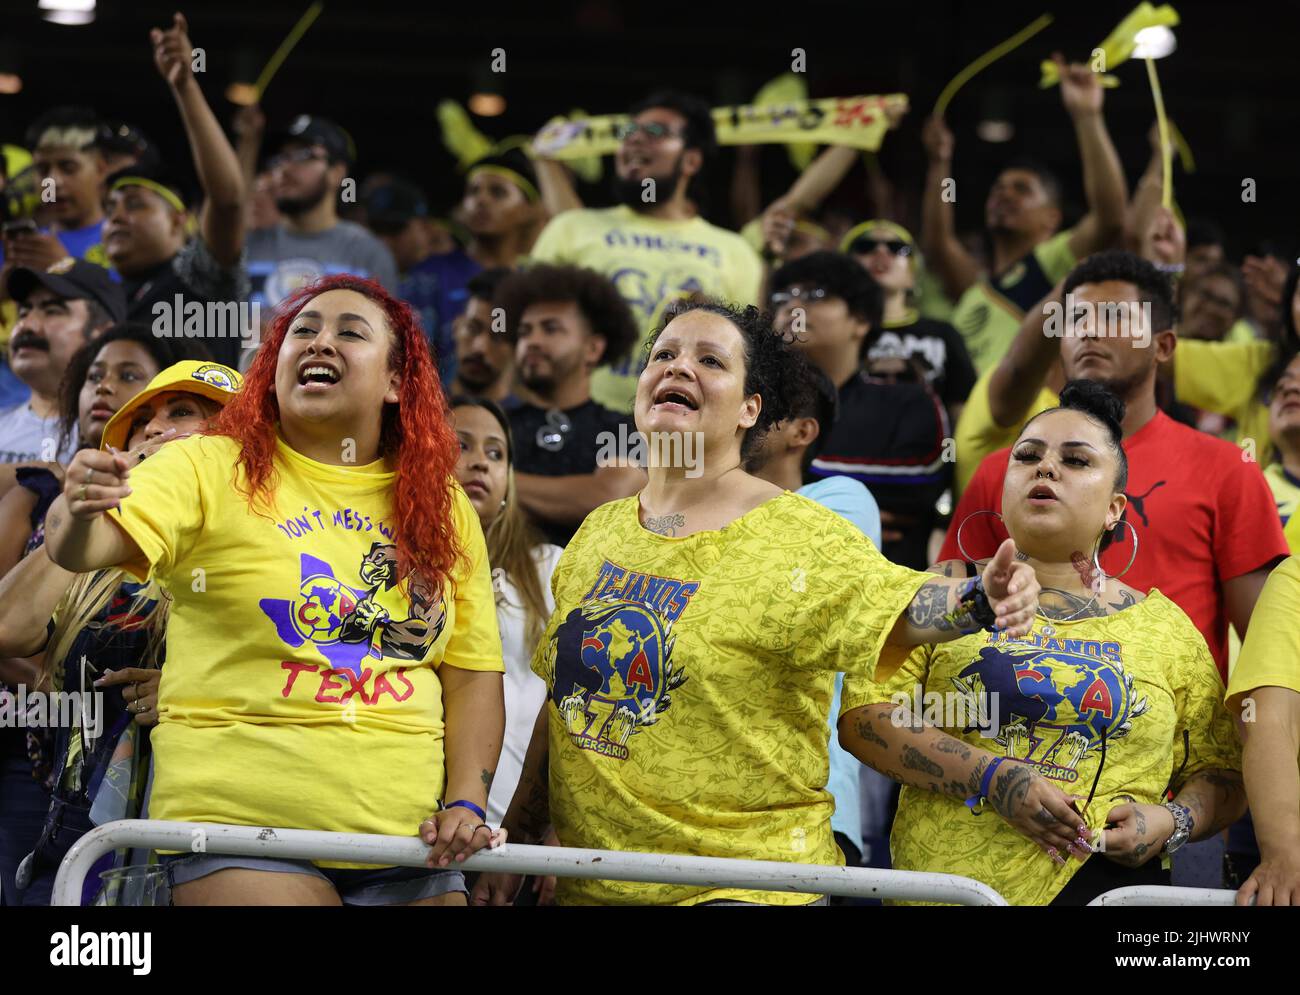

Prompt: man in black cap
[
  {"left": 0, "top": 259, "right": 124, "bottom": 464},
  {"left": 103, "top": 11, "right": 250, "bottom": 368},
  {"left": 365, "top": 176, "right": 479, "bottom": 385},
  {"left": 247, "top": 114, "right": 397, "bottom": 312}
]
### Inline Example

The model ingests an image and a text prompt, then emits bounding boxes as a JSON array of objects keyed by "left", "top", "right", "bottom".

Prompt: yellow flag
[
  {"left": 437, "top": 100, "right": 494, "bottom": 170},
  {"left": 753, "top": 73, "right": 816, "bottom": 170},
  {"left": 533, "top": 94, "right": 907, "bottom": 161},
  {"left": 1039, "top": 2, "right": 1179, "bottom": 87}
]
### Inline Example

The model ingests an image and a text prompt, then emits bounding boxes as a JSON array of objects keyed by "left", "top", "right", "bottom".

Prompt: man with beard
[
  {"left": 105, "top": 12, "right": 249, "bottom": 368},
  {"left": 921, "top": 55, "right": 1127, "bottom": 375},
  {"left": 448, "top": 268, "right": 515, "bottom": 404},
  {"left": 246, "top": 115, "right": 397, "bottom": 312},
  {"left": 497, "top": 264, "right": 644, "bottom": 545},
  {"left": 939, "top": 251, "right": 1288, "bottom": 685},
  {"left": 0, "top": 260, "right": 124, "bottom": 465},
  {"left": 530, "top": 91, "right": 762, "bottom": 414}
]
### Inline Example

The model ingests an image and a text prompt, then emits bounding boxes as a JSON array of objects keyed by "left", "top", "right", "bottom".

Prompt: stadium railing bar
[
  {"left": 53, "top": 819, "right": 1009, "bottom": 906},
  {"left": 1087, "top": 885, "right": 1240, "bottom": 906}
]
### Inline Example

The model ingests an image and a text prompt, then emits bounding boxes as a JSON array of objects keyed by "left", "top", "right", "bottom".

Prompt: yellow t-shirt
[
  {"left": 529, "top": 205, "right": 763, "bottom": 413},
  {"left": 107, "top": 433, "right": 504, "bottom": 865},
  {"left": 841, "top": 593, "right": 1240, "bottom": 906},
  {"left": 1174, "top": 338, "right": 1275, "bottom": 467},
  {"left": 950, "top": 230, "right": 1076, "bottom": 376},
  {"left": 1227, "top": 557, "right": 1300, "bottom": 715},
  {"left": 531, "top": 492, "right": 928, "bottom": 905},
  {"left": 1287, "top": 513, "right": 1300, "bottom": 555},
  {"left": 954, "top": 367, "right": 1058, "bottom": 496},
  {"left": 1264, "top": 464, "right": 1300, "bottom": 550}
]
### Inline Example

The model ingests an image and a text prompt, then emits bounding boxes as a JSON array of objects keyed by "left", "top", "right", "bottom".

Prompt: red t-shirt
[{"left": 939, "top": 410, "right": 1288, "bottom": 679}]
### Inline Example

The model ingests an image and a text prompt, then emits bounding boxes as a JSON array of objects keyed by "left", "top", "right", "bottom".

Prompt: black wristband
[{"left": 948, "top": 576, "right": 998, "bottom": 632}]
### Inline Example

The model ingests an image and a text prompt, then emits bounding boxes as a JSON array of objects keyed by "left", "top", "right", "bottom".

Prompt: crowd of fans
[{"left": 0, "top": 12, "right": 1298, "bottom": 908}]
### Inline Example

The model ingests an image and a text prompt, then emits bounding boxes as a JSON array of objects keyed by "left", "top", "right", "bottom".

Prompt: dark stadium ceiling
[{"left": 3, "top": 0, "right": 1297, "bottom": 257}]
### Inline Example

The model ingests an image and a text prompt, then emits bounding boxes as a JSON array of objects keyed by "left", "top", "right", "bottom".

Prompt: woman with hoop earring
[{"left": 838, "top": 380, "right": 1246, "bottom": 905}]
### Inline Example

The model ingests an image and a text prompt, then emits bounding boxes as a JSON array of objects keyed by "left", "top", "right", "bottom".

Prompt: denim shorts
[{"left": 160, "top": 853, "right": 466, "bottom": 906}]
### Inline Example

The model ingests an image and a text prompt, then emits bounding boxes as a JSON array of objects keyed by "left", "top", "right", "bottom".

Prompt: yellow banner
[{"left": 533, "top": 94, "right": 908, "bottom": 160}]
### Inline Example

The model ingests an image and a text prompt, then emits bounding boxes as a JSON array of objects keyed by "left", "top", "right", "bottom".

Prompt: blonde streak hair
[
  {"left": 44, "top": 570, "right": 171, "bottom": 688},
  {"left": 484, "top": 467, "right": 550, "bottom": 648}
]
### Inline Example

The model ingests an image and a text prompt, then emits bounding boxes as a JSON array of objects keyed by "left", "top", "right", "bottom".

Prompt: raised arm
[
  {"left": 887, "top": 538, "right": 1039, "bottom": 645},
  {"left": 986, "top": 281, "right": 1064, "bottom": 428},
  {"left": 919, "top": 116, "right": 981, "bottom": 302},
  {"left": 837, "top": 702, "right": 1088, "bottom": 861},
  {"left": 1053, "top": 55, "right": 1126, "bottom": 260},
  {"left": 44, "top": 449, "right": 142, "bottom": 575},
  {"left": 533, "top": 157, "right": 583, "bottom": 217},
  {"left": 151, "top": 13, "right": 246, "bottom": 267}
]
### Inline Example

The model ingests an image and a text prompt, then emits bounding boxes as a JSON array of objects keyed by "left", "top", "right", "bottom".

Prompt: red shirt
[{"left": 939, "top": 410, "right": 1288, "bottom": 679}]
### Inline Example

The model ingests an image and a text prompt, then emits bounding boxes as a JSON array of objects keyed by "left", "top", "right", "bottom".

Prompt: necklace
[{"left": 1035, "top": 586, "right": 1103, "bottom": 636}]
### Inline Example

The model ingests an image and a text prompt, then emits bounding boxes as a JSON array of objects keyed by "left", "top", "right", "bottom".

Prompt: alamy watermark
[
  {"left": 1042, "top": 294, "right": 1152, "bottom": 349},
  {"left": 151, "top": 296, "right": 263, "bottom": 350},
  {"left": 0, "top": 684, "right": 103, "bottom": 737},
  {"left": 596, "top": 425, "right": 704, "bottom": 478},
  {"left": 889, "top": 683, "right": 1001, "bottom": 737}
]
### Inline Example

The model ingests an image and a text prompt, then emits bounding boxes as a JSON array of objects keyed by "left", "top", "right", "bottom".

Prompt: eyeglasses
[
  {"left": 266, "top": 146, "right": 327, "bottom": 171},
  {"left": 849, "top": 236, "right": 912, "bottom": 258},
  {"left": 535, "top": 409, "right": 572, "bottom": 453},
  {"left": 769, "top": 286, "right": 829, "bottom": 306},
  {"left": 614, "top": 121, "right": 686, "bottom": 142}
]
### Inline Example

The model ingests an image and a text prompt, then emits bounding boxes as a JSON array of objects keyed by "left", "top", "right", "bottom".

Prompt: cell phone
[{"left": 2, "top": 218, "right": 38, "bottom": 238}]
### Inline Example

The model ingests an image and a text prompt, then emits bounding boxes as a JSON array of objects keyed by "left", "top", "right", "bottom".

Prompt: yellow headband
[
  {"left": 840, "top": 219, "right": 915, "bottom": 252},
  {"left": 110, "top": 176, "right": 186, "bottom": 213},
  {"left": 466, "top": 164, "right": 540, "bottom": 204}
]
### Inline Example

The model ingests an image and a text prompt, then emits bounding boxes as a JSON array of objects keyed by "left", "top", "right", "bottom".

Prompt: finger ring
[
  {"left": 77, "top": 483, "right": 89, "bottom": 502},
  {"left": 472, "top": 824, "right": 491, "bottom": 835}
]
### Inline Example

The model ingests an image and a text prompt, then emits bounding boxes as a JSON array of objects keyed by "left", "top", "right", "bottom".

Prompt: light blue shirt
[{"left": 797, "top": 476, "right": 882, "bottom": 857}]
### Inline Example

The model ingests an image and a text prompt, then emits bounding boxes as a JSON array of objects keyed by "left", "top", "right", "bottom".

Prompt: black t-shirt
[
  {"left": 510, "top": 398, "right": 633, "bottom": 546},
  {"left": 807, "top": 372, "right": 952, "bottom": 569},
  {"left": 866, "top": 314, "right": 977, "bottom": 409}
]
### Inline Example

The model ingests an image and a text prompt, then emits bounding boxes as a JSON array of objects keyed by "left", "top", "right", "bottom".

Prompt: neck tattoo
[{"left": 644, "top": 513, "right": 685, "bottom": 536}]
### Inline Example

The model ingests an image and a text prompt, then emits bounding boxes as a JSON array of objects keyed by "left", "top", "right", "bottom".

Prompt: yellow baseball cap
[{"left": 100, "top": 360, "right": 243, "bottom": 452}]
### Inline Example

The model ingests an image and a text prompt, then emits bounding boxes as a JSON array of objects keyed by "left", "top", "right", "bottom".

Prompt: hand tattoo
[
  {"left": 988, "top": 764, "right": 1032, "bottom": 819},
  {"left": 644, "top": 513, "right": 685, "bottom": 536}
]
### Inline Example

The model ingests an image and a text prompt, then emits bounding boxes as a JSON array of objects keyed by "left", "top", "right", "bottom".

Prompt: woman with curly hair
[
  {"left": 474, "top": 299, "right": 1044, "bottom": 906},
  {"left": 44, "top": 275, "right": 506, "bottom": 906}
]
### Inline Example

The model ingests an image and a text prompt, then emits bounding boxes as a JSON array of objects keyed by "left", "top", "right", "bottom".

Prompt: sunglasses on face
[
  {"left": 266, "top": 146, "right": 328, "bottom": 171},
  {"left": 615, "top": 121, "right": 686, "bottom": 142},
  {"left": 850, "top": 236, "right": 912, "bottom": 258},
  {"left": 770, "top": 286, "right": 829, "bottom": 306}
]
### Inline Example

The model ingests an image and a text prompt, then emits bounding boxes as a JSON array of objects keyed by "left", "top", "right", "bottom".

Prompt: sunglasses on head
[
  {"left": 850, "top": 236, "right": 912, "bottom": 258},
  {"left": 615, "top": 121, "right": 685, "bottom": 142}
]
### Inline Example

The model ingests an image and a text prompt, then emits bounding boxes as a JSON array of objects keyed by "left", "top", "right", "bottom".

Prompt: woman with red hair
[{"left": 44, "top": 275, "right": 506, "bottom": 906}]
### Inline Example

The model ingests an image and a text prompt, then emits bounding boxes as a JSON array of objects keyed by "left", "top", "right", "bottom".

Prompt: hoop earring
[
  {"left": 955, "top": 509, "right": 1004, "bottom": 564},
  {"left": 1092, "top": 519, "right": 1139, "bottom": 581}
]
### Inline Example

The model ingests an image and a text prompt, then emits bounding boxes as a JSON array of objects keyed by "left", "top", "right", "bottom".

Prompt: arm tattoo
[
  {"left": 48, "top": 509, "right": 63, "bottom": 532},
  {"left": 934, "top": 737, "right": 972, "bottom": 761},
  {"left": 854, "top": 713, "right": 889, "bottom": 751},
  {"left": 968, "top": 755, "right": 991, "bottom": 795},
  {"left": 906, "top": 580, "right": 972, "bottom": 632},
  {"left": 481, "top": 768, "right": 495, "bottom": 789},
  {"left": 901, "top": 744, "right": 944, "bottom": 779},
  {"left": 644, "top": 513, "right": 685, "bottom": 536}
]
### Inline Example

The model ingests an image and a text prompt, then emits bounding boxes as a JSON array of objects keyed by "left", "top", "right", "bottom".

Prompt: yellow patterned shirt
[
  {"left": 841, "top": 592, "right": 1241, "bottom": 906},
  {"left": 532, "top": 492, "right": 928, "bottom": 905}
]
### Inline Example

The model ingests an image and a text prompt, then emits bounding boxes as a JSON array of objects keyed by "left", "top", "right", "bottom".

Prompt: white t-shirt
[
  {"left": 0, "top": 402, "right": 73, "bottom": 463},
  {"left": 486, "top": 542, "right": 564, "bottom": 826}
]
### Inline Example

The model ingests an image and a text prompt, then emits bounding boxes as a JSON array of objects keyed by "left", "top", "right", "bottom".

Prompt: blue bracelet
[
  {"left": 444, "top": 799, "right": 486, "bottom": 821},
  {"left": 965, "top": 756, "right": 1005, "bottom": 810}
]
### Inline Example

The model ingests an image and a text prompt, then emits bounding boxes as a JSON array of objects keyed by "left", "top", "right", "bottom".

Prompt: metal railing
[
  {"left": 53, "top": 819, "right": 1008, "bottom": 906},
  {"left": 1088, "top": 885, "right": 1241, "bottom": 906}
]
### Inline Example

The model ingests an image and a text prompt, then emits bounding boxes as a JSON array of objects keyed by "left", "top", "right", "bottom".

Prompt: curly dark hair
[
  {"left": 58, "top": 322, "right": 213, "bottom": 453},
  {"left": 1063, "top": 249, "right": 1178, "bottom": 335},
  {"left": 643, "top": 298, "right": 802, "bottom": 462},
  {"left": 1022, "top": 378, "right": 1128, "bottom": 492},
  {"left": 494, "top": 263, "right": 639, "bottom": 367}
]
